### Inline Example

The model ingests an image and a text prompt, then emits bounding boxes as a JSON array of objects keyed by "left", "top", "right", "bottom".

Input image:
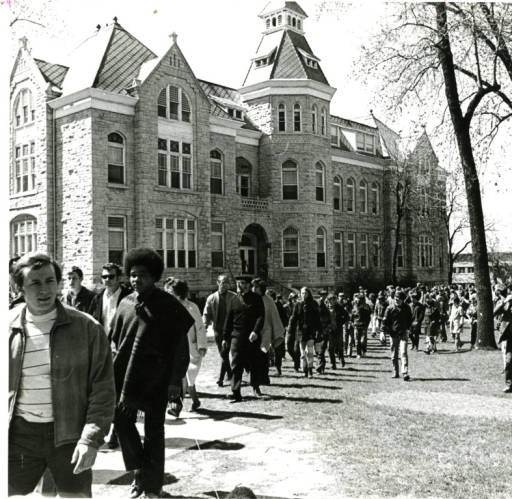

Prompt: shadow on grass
[
  {"left": 269, "top": 394, "right": 344, "bottom": 403},
  {"left": 204, "top": 492, "right": 290, "bottom": 499},
  {"left": 185, "top": 439, "right": 245, "bottom": 451},
  {"left": 193, "top": 407, "right": 283, "bottom": 421},
  {"left": 106, "top": 471, "right": 178, "bottom": 486},
  {"left": 412, "top": 377, "right": 471, "bottom": 382},
  {"left": 266, "top": 382, "right": 343, "bottom": 390}
]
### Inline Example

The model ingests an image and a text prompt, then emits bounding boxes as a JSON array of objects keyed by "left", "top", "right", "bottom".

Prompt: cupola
[{"left": 259, "top": 1, "right": 307, "bottom": 35}]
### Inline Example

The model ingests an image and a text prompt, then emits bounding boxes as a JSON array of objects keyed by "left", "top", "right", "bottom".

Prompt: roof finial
[
  {"left": 96, "top": 24, "right": 101, "bottom": 31},
  {"left": 113, "top": 16, "right": 118, "bottom": 23},
  {"left": 170, "top": 32, "right": 178, "bottom": 44},
  {"left": 19, "top": 36, "right": 29, "bottom": 50}
]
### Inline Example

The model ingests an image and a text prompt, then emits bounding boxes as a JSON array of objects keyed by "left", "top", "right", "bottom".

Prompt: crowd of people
[{"left": 7, "top": 249, "right": 512, "bottom": 497}]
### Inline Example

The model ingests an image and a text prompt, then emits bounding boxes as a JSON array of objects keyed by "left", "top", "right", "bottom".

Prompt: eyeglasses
[{"left": 101, "top": 274, "right": 116, "bottom": 280}]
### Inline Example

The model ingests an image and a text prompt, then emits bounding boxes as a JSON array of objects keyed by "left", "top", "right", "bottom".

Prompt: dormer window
[
  {"left": 278, "top": 14, "right": 282, "bottom": 25},
  {"left": 227, "top": 108, "right": 243, "bottom": 120},
  {"left": 356, "top": 132, "right": 376, "bottom": 154},
  {"left": 254, "top": 48, "right": 276, "bottom": 68},
  {"left": 297, "top": 48, "right": 320, "bottom": 70}
]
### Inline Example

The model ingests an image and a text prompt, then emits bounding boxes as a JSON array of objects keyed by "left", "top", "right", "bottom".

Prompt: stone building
[{"left": 9, "top": 2, "right": 447, "bottom": 294}]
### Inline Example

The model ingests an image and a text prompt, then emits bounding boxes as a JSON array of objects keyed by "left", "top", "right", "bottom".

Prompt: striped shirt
[{"left": 15, "top": 308, "right": 57, "bottom": 422}]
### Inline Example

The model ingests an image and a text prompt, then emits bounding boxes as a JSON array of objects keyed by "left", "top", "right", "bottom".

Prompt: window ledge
[
  {"left": 10, "top": 190, "right": 38, "bottom": 199},
  {"left": 154, "top": 186, "right": 198, "bottom": 194},
  {"left": 108, "top": 183, "right": 128, "bottom": 189}
]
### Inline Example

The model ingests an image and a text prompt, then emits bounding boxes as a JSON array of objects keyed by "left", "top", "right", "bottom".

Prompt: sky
[{"left": 2, "top": 0, "right": 512, "bottom": 252}]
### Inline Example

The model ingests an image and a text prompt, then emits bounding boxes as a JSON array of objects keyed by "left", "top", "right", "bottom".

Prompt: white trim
[
  {"left": 49, "top": 88, "right": 137, "bottom": 117},
  {"left": 332, "top": 155, "right": 385, "bottom": 171},
  {"left": 239, "top": 79, "right": 336, "bottom": 101}
]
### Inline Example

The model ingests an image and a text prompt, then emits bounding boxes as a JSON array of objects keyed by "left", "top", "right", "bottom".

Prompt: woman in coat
[
  {"left": 165, "top": 278, "right": 207, "bottom": 413},
  {"left": 288, "top": 287, "right": 322, "bottom": 377}
]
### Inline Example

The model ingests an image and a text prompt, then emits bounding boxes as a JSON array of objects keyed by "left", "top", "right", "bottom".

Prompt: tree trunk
[
  {"left": 435, "top": 4, "right": 496, "bottom": 349},
  {"left": 448, "top": 254, "right": 453, "bottom": 285}
]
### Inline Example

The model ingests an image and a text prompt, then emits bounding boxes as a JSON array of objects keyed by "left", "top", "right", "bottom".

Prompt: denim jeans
[
  {"left": 9, "top": 416, "right": 92, "bottom": 497},
  {"left": 390, "top": 332, "right": 408, "bottom": 375}
]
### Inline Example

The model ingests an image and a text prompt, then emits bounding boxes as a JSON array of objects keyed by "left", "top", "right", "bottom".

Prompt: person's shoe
[
  {"left": 227, "top": 392, "right": 242, "bottom": 403},
  {"left": 216, "top": 379, "right": 224, "bottom": 387},
  {"left": 392, "top": 372, "right": 399, "bottom": 379},
  {"left": 308, "top": 367, "right": 314, "bottom": 377},
  {"left": 253, "top": 387, "right": 263, "bottom": 397},
  {"left": 356, "top": 355, "right": 361, "bottom": 359},
  {"left": 403, "top": 374, "right": 410, "bottom": 381},
  {"left": 191, "top": 399, "right": 201, "bottom": 411},
  {"left": 424, "top": 350, "right": 431, "bottom": 355},
  {"left": 341, "top": 360, "right": 346, "bottom": 368},
  {"left": 303, "top": 368, "right": 309, "bottom": 377},
  {"left": 331, "top": 364, "right": 336, "bottom": 370},
  {"left": 129, "top": 483, "right": 143, "bottom": 498},
  {"left": 107, "top": 434, "right": 119, "bottom": 449},
  {"left": 503, "top": 386, "right": 512, "bottom": 393}
]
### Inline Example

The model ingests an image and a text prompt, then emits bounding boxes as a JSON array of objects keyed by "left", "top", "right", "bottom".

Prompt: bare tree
[{"left": 353, "top": 2, "right": 512, "bottom": 349}]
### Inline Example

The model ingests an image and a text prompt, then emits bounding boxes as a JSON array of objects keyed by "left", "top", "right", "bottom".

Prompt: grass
[{"left": 97, "top": 327, "right": 512, "bottom": 498}]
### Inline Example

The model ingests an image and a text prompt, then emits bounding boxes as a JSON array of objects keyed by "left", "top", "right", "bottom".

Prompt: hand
[
  {"left": 168, "top": 384, "right": 181, "bottom": 400},
  {"left": 198, "top": 348, "right": 207, "bottom": 357},
  {"left": 71, "top": 443, "right": 97, "bottom": 474},
  {"left": 261, "top": 346, "right": 267, "bottom": 354},
  {"left": 249, "top": 331, "right": 258, "bottom": 343},
  {"left": 221, "top": 340, "right": 228, "bottom": 351}
]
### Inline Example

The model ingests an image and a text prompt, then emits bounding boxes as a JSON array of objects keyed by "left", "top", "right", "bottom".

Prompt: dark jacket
[
  {"left": 288, "top": 298, "right": 322, "bottom": 342},
  {"left": 382, "top": 303, "right": 413, "bottom": 335},
  {"left": 64, "top": 286, "right": 96, "bottom": 313},
  {"left": 88, "top": 285, "right": 132, "bottom": 326},
  {"left": 110, "top": 288, "right": 193, "bottom": 410},
  {"left": 9, "top": 301, "right": 115, "bottom": 448},
  {"left": 410, "top": 302, "right": 426, "bottom": 327},
  {"left": 223, "top": 291, "right": 265, "bottom": 342},
  {"left": 351, "top": 302, "right": 372, "bottom": 328}
]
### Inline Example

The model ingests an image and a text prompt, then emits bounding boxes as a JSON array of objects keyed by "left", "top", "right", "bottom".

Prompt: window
[
  {"left": 237, "top": 174, "right": 250, "bottom": 197},
  {"left": 293, "top": 103, "right": 301, "bottom": 132},
  {"left": 278, "top": 103, "right": 286, "bottom": 132},
  {"left": 356, "top": 132, "right": 375, "bottom": 153},
  {"left": 157, "top": 85, "right": 191, "bottom": 122},
  {"left": 210, "top": 150, "right": 223, "bottom": 194},
  {"left": 330, "top": 125, "right": 338, "bottom": 146},
  {"left": 371, "top": 182, "right": 379, "bottom": 215},
  {"left": 13, "top": 141, "right": 36, "bottom": 193},
  {"left": 312, "top": 105, "right": 317, "bottom": 134},
  {"left": 333, "top": 176, "right": 342, "bottom": 211},
  {"left": 107, "top": 133, "right": 125, "bottom": 184},
  {"left": 347, "top": 233, "right": 356, "bottom": 268},
  {"left": 397, "top": 239, "right": 404, "bottom": 268},
  {"left": 282, "top": 160, "right": 298, "bottom": 200},
  {"left": 211, "top": 222, "right": 224, "bottom": 267},
  {"left": 157, "top": 138, "right": 192, "bottom": 189},
  {"left": 321, "top": 108, "right": 327, "bottom": 135},
  {"left": 420, "top": 187, "right": 429, "bottom": 216},
  {"left": 108, "top": 216, "right": 126, "bottom": 265},
  {"left": 418, "top": 234, "right": 433, "bottom": 267},
  {"left": 359, "top": 180, "right": 368, "bottom": 213},
  {"left": 14, "top": 89, "right": 34, "bottom": 127},
  {"left": 372, "top": 234, "right": 381, "bottom": 267},
  {"left": 315, "top": 162, "right": 324, "bottom": 202},
  {"left": 360, "top": 234, "right": 368, "bottom": 268},
  {"left": 11, "top": 216, "right": 37, "bottom": 256},
  {"left": 346, "top": 178, "right": 355, "bottom": 213},
  {"left": 316, "top": 227, "right": 326, "bottom": 267},
  {"left": 283, "top": 227, "right": 299, "bottom": 268},
  {"left": 155, "top": 217, "right": 196, "bottom": 268},
  {"left": 334, "top": 231, "right": 342, "bottom": 268}
]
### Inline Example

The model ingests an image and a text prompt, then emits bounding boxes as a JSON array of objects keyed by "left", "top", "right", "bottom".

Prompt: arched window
[
  {"left": 11, "top": 215, "right": 37, "bottom": 256},
  {"left": 282, "top": 160, "right": 298, "bottom": 200},
  {"left": 420, "top": 187, "right": 429, "bottom": 216},
  {"left": 321, "top": 108, "right": 327, "bottom": 135},
  {"left": 107, "top": 132, "right": 125, "bottom": 184},
  {"left": 333, "top": 176, "right": 342, "bottom": 211},
  {"left": 334, "top": 231, "right": 342, "bottom": 268},
  {"left": 315, "top": 162, "right": 325, "bottom": 202},
  {"left": 266, "top": 18, "right": 270, "bottom": 29},
  {"left": 157, "top": 85, "right": 191, "bottom": 122},
  {"left": 283, "top": 226, "right": 299, "bottom": 267},
  {"left": 236, "top": 157, "right": 252, "bottom": 197},
  {"left": 272, "top": 17, "right": 277, "bottom": 27},
  {"left": 316, "top": 227, "right": 326, "bottom": 267},
  {"left": 278, "top": 103, "right": 286, "bottom": 132},
  {"left": 346, "top": 178, "right": 355, "bottom": 213},
  {"left": 14, "top": 88, "right": 34, "bottom": 127},
  {"left": 371, "top": 182, "right": 379, "bottom": 215},
  {"left": 293, "top": 103, "right": 301, "bottom": 132},
  {"left": 210, "top": 150, "right": 223, "bottom": 194},
  {"left": 359, "top": 180, "right": 368, "bottom": 213},
  {"left": 311, "top": 105, "right": 317, "bottom": 134}
]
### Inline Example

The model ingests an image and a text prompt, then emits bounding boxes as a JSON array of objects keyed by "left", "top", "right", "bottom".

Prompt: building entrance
[{"left": 239, "top": 224, "right": 269, "bottom": 278}]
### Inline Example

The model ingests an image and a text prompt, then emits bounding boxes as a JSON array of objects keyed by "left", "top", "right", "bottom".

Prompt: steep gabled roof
[
  {"left": 244, "top": 29, "right": 328, "bottom": 87},
  {"left": 372, "top": 114, "right": 402, "bottom": 161},
  {"left": 34, "top": 59, "right": 69, "bottom": 89},
  {"left": 62, "top": 21, "right": 156, "bottom": 95},
  {"left": 199, "top": 79, "right": 260, "bottom": 131}
]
